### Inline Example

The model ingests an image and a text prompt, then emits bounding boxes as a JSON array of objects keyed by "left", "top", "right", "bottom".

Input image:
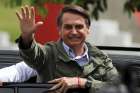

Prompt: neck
[{"left": 71, "top": 43, "right": 85, "bottom": 56}]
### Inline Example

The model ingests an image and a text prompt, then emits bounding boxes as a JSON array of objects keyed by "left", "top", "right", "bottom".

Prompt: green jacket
[{"left": 19, "top": 40, "right": 119, "bottom": 93}]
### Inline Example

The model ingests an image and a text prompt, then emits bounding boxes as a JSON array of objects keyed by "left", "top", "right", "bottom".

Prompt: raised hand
[{"left": 16, "top": 5, "right": 43, "bottom": 43}]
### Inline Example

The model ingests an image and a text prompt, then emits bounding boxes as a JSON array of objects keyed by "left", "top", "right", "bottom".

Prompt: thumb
[{"left": 35, "top": 21, "right": 44, "bottom": 29}]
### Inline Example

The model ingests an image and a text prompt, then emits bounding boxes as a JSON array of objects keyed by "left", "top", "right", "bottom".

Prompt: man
[{"left": 16, "top": 4, "right": 119, "bottom": 93}]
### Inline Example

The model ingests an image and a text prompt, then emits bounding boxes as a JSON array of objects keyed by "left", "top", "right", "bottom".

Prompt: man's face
[{"left": 59, "top": 12, "right": 90, "bottom": 48}]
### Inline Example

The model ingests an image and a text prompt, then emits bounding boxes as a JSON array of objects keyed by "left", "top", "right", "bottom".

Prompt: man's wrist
[
  {"left": 76, "top": 77, "right": 87, "bottom": 88},
  {"left": 16, "top": 36, "right": 33, "bottom": 49}
]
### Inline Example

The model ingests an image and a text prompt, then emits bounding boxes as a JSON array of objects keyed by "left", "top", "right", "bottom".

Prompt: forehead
[{"left": 62, "top": 12, "right": 86, "bottom": 24}]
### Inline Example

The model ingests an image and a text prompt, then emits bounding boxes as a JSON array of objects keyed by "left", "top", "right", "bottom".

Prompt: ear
[
  {"left": 58, "top": 29, "right": 63, "bottom": 36},
  {"left": 57, "top": 27, "right": 61, "bottom": 35},
  {"left": 59, "top": 31, "right": 62, "bottom": 35}
]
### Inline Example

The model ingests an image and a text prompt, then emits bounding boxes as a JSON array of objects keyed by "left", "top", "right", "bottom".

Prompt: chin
[{"left": 68, "top": 42, "right": 83, "bottom": 47}]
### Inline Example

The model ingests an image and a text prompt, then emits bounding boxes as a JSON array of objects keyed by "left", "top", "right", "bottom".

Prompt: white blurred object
[
  {"left": 87, "top": 19, "right": 132, "bottom": 47},
  {"left": 0, "top": 32, "right": 10, "bottom": 48},
  {"left": 0, "top": 31, "right": 18, "bottom": 50},
  {"left": 103, "top": 31, "right": 132, "bottom": 46}
]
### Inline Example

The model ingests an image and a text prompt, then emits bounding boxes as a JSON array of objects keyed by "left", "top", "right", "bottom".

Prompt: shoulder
[
  {"left": 86, "top": 42, "right": 107, "bottom": 57},
  {"left": 86, "top": 42, "right": 112, "bottom": 63},
  {"left": 43, "top": 41, "right": 61, "bottom": 55}
]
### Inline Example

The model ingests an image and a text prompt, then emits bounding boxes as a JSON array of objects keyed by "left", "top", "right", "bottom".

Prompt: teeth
[
  {"left": 69, "top": 36, "right": 80, "bottom": 38},
  {"left": 71, "top": 38, "right": 80, "bottom": 41},
  {"left": 69, "top": 37, "right": 79, "bottom": 40}
]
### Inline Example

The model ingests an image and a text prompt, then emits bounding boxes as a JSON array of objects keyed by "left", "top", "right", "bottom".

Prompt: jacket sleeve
[
  {"left": 88, "top": 53, "right": 119, "bottom": 93},
  {"left": 17, "top": 37, "right": 49, "bottom": 71}
]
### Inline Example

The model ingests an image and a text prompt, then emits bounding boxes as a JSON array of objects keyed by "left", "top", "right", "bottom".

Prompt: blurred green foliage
[
  {"left": 0, "top": 0, "right": 29, "bottom": 42},
  {"left": 0, "top": 0, "right": 108, "bottom": 20},
  {"left": 124, "top": 0, "right": 140, "bottom": 17},
  {"left": 0, "top": 5, "right": 20, "bottom": 42},
  {"left": 1, "top": 0, "right": 140, "bottom": 20},
  {"left": 0, "top": 0, "right": 140, "bottom": 42}
]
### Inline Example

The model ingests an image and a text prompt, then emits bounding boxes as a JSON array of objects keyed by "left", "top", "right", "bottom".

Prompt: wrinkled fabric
[{"left": 18, "top": 39, "right": 119, "bottom": 93}]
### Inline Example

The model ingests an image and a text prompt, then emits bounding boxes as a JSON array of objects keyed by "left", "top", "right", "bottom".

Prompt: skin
[
  {"left": 16, "top": 5, "right": 90, "bottom": 93},
  {"left": 16, "top": 5, "right": 43, "bottom": 44},
  {"left": 59, "top": 13, "right": 89, "bottom": 56}
]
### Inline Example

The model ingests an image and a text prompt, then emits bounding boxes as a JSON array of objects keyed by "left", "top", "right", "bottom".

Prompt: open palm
[{"left": 16, "top": 5, "right": 43, "bottom": 39}]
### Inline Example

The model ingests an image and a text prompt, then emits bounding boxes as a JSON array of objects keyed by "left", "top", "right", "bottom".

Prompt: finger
[
  {"left": 34, "top": 21, "right": 44, "bottom": 30},
  {"left": 25, "top": 5, "right": 30, "bottom": 19},
  {"left": 31, "top": 6, "right": 35, "bottom": 21},
  {"left": 21, "top": 7, "right": 26, "bottom": 19},
  {"left": 59, "top": 83, "right": 67, "bottom": 93},
  {"left": 16, "top": 11, "right": 22, "bottom": 21},
  {"left": 48, "top": 78, "right": 62, "bottom": 84},
  {"left": 48, "top": 81, "right": 63, "bottom": 91}
]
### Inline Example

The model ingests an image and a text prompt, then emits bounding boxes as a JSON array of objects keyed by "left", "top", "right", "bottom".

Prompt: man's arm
[
  {"left": 16, "top": 5, "right": 45, "bottom": 70},
  {"left": 88, "top": 66, "right": 119, "bottom": 92},
  {"left": 87, "top": 53, "right": 119, "bottom": 93},
  {"left": 46, "top": 58, "right": 119, "bottom": 93},
  {"left": 0, "top": 61, "right": 37, "bottom": 82}
]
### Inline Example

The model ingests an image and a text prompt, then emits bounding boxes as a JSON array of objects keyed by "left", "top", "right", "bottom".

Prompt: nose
[{"left": 71, "top": 27, "right": 78, "bottom": 34}]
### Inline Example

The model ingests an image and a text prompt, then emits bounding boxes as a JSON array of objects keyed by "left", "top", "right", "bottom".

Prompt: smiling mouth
[
  {"left": 68, "top": 35, "right": 81, "bottom": 39},
  {"left": 69, "top": 37, "right": 81, "bottom": 41}
]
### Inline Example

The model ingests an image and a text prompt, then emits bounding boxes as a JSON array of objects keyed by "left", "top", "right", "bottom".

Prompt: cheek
[
  {"left": 81, "top": 29, "right": 89, "bottom": 36},
  {"left": 84, "top": 29, "right": 90, "bottom": 36},
  {"left": 59, "top": 30, "right": 69, "bottom": 39}
]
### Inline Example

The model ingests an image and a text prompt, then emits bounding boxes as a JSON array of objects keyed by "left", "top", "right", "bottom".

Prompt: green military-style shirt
[{"left": 18, "top": 39, "right": 119, "bottom": 93}]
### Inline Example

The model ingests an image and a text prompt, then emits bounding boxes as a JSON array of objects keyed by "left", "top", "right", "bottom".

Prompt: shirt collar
[{"left": 62, "top": 41, "right": 89, "bottom": 60}]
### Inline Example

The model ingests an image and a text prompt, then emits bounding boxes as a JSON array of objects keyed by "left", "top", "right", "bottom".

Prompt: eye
[
  {"left": 75, "top": 24, "right": 84, "bottom": 30},
  {"left": 63, "top": 24, "right": 73, "bottom": 30}
]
